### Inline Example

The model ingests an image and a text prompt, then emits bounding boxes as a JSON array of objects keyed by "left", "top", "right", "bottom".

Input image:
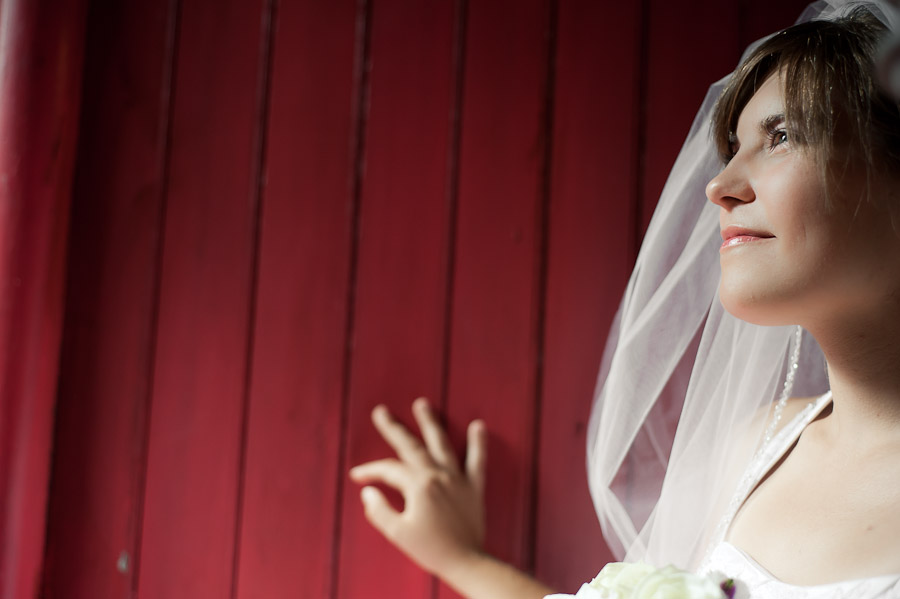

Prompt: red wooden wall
[
  {"left": 17, "top": 0, "right": 811, "bottom": 598},
  {"left": 0, "top": 0, "right": 86, "bottom": 597}
]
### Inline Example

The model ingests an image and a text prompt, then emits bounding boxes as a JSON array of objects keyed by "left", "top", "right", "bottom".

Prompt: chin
[{"left": 718, "top": 281, "right": 794, "bottom": 327}]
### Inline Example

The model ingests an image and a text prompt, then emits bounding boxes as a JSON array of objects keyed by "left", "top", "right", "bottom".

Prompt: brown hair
[{"left": 712, "top": 6, "right": 900, "bottom": 203}]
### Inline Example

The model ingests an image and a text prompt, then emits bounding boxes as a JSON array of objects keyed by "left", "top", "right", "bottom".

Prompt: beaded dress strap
[{"left": 703, "top": 391, "right": 833, "bottom": 561}]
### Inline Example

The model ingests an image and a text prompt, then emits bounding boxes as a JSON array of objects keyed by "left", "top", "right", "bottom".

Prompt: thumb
[{"left": 360, "top": 486, "right": 401, "bottom": 540}]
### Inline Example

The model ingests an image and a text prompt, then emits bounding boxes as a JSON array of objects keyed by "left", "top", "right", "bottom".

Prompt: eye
[
  {"left": 760, "top": 113, "right": 789, "bottom": 152},
  {"left": 768, "top": 128, "right": 789, "bottom": 148},
  {"left": 722, "top": 132, "right": 739, "bottom": 164}
]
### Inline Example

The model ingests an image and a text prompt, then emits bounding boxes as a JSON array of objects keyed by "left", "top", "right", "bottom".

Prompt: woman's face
[{"left": 706, "top": 73, "right": 900, "bottom": 328}]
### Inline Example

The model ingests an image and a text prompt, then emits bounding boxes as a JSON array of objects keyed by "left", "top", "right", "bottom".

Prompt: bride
[{"left": 349, "top": 1, "right": 900, "bottom": 597}]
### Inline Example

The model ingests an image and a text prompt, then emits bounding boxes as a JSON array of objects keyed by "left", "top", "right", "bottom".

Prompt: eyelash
[
  {"left": 766, "top": 127, "right": 789, "bottom": 150},
  {"left": 722, "top": 124, "right": 788, "bottom": 164}
]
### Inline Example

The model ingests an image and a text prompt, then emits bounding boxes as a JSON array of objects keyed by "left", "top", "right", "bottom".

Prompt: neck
[{"left": 807, "top": 307, "right": 900, "bottom": 445}]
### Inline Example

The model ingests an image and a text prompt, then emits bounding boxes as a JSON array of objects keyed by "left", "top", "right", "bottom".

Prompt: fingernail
[{"left": 361, "top": 486, "right": 377, "bottom": 502}]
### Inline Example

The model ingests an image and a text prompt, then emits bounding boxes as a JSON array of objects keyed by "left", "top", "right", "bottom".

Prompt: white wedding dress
[
  {"left": 696, "top": 391, "right": 900, "bottom": 598},
  {"left": 548, "top": 391, "right": 900, "bottom": 599}
]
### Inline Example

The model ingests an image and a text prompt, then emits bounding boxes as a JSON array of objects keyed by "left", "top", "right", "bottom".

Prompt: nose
[{"left": 705, "top": 160, "right": 754, "bottom": 210}]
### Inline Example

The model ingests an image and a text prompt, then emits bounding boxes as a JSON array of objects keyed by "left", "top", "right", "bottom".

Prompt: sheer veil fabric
[{"left": 586, "top": 0, "right": 899, "bottom": 570}]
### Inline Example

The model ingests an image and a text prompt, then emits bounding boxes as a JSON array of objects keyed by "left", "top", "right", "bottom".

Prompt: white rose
[
  {"left": 630, "top": 565, "right": 725, "bottom": 599},
  {"left": 559, "top": 562, "right": 728, "bottom": 599},
  {"left": 587, "top": 562, "right": 657, "bottom": 598}
]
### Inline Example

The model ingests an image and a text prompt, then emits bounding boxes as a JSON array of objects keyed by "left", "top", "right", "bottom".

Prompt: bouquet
[{"left": 546, "top": 562, "right": 741, "bottom": 599}]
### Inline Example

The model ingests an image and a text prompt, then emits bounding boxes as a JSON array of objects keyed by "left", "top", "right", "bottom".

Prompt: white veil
[{"left": 586, "top": 0, "right": 900, "bottom": 570}]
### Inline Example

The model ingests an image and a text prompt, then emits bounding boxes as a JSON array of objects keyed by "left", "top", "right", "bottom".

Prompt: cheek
[
  {"left": 718, "top": 216, "right": 883, "bottom": 325},
  {"left": 824, "top": 217, "right": 900, "bottom": 300},
  {"left": 718, "top": 154, "right": 839, "bottom": 321},
  {"left": 764, "top": 174, "right": 827, "bottom": 263},
  {"left": 717, "top": 196, "right": 831, "bottom": 325}
]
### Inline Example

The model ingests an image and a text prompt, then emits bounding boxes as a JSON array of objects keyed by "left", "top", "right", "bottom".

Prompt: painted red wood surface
[
  {"left": 534, "top": 0, "right": 642, "bottom": 587},
  {"left": 42, "top": 1, "right": 175, "bottom": 598},
  {"left": 336, "top": 1, "right": 458, "bottom": 597},
  {"left": 35, "top": 0, "right": 824, "bottom": 597},
  {"left": 638, "top": 0, "right": 742, "bottom": 238},
  {"left": 441, "top": 3, "right": 552, "bottom": 597},
  {"left": 0, "top": 0, "right": 86, "bottom": 597},
  {"left": 743, "top": 2, "right": 818, "bottom": 43},
  {"left": 235, "top": 0, "right": 358, "bottom": 597},
  {"left": 136, "top": 0, "right": 269, "bottom": 596},
  {"left": 639, "top": 0, "right": 816, "bottom": 237}
]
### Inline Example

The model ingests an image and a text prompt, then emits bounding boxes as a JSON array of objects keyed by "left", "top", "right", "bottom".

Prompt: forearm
[{"left": 441, "top": 550, "right": 558, "bottom": 599}]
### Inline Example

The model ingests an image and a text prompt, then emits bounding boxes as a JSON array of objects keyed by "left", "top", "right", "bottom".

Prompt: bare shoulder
[
  {"left": 773, "top": 395, "right": 824, "bottom": 433},
  {"left": 756, "top": 395, "right": 826, "bottom": 438},
  {"left": 733, "top": 395, "right": 827, "bottom": 461}
]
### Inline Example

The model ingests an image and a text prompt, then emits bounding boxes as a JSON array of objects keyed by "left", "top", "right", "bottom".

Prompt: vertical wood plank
[
  {"left": 137, "top": 0, "right": 268, "bottom": 595},
  {"left": 36, "top": 2, "right": 831, "bottom": 597},
  {"left": 740, "top": 0, "right": 814, "bottom": 48},
  {"left": 0, "top": 0, "right": 86, "bottom": 596},
  {"left": 440, "top": 2, "right": 552, "bottom": 597},
  {"left": 42, "top": 1, "right": 175, "bottom": 597},
  {"left": 534, "top": 0, "right": 641, "bottom": 590},
  {"left": 234, "top": 1, "right": 358, "bottom": 597},
  {"left": 641, "top": 0, "right": 825, "bottom": 243},
  {"left": 639, "top": 0, "right": 742, "bottom": 237},
  {"left": 335, "top": 1, "right": 458, "bottom": 597}
]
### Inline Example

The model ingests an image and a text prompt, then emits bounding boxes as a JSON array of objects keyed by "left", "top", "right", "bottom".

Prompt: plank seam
[
  {"left": 38, "top": 0, "right": 91, "bottom": 592},
  {"left": 229, "top": 0, "right": 279, "bottom": 596},
  {"left": 526, "top": 0, "right": 559, "bottom": 577},
  {"left": 130, "top": 0, "right": 183, "bottom": 595},
  {"left": 330, "top": 0, "right": 373, "bottom": 596},
  {"left": 737, "top": 0, "right": 749, "bottom": 58},
  {"left": 434, "top": 0, "right": 468, "bottom": 595},
  {"left": 632, "top": 0, "right": 650, "bottom": 262}
]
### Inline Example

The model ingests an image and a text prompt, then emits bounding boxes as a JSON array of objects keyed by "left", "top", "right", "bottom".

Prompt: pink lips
[{"left": 720, "top": 226, "right": 774, "bottom": 250}]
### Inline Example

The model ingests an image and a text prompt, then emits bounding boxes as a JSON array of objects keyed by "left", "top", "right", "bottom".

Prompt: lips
[{"left": 720, "top": 225, "right": 775, "bottom": 250}]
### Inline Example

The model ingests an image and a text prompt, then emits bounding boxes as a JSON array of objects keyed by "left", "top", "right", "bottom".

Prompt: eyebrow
[{"left": 759, "top": 113, "right": 786, "bottom": 135}]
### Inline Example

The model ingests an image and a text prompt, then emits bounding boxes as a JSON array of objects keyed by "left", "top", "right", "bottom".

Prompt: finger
[
  {"left": 412, "top": 398, "right": 460, "bottom": 473},
  {"left": 465, "top": 419, "right": 487, "bottom": 498},
  {"left": 371, "top": 404, "right": 432, "bottom": 467},
  {"left": 348, "top": 458, "right": 414, "bottom": 492},
  {"left": 360, "top": 486, "right": 402, "bottom": 541}
]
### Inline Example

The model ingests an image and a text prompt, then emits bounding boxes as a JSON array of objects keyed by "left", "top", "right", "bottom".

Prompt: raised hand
[{"left": 349, "top": 398, "right": 487, "bottom": 580}]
